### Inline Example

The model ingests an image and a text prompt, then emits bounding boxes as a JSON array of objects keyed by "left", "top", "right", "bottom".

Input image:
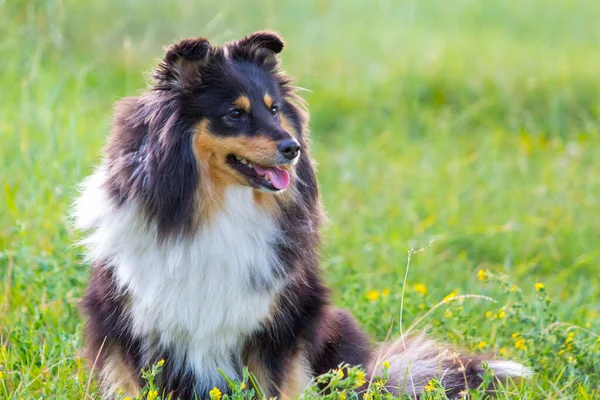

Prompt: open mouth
[{"left": 226, "top": 154, "right": 290, "bottom": 191}]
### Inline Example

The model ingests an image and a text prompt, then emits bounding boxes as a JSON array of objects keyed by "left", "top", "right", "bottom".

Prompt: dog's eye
[
  {"left": 227, "top": 109, "right": 243, "bottom": 120},
  {"left": 270, "top": 105, "right": 278, "bottom": 116}
]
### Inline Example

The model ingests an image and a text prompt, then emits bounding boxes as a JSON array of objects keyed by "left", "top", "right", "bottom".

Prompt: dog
[{"left": 74, "top": 31, "right": 531, "bottom": 399}]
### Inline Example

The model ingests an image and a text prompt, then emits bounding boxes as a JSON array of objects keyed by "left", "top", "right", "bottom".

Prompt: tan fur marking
[
  {"left": 193, "top": 120, "right": 299, "bottom": 214},
  {"left": 99, "top": 349, "right": 140, "bottom": 399},
  {"left": 244, "top": 348, "right": 273, "bottom": 397},
  {"left": 264, "top": 93, "right": 273, "bottom": 109},
  {"left": 234, "top": 95, "right": 251, "bottom": 113},
  {"left": 280, "top": 115, "right": 297, "bottom": 139},
  {"left": 278, "top": 344, "right": 313, "bottom": 400},
  {"left": 253, "top": 190, "right": 281, "bottom": 215}
]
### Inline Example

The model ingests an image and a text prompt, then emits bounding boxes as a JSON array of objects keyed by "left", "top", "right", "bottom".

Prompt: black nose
[{"left": 277, "top": 139, "right": 300, "bottom": 160}]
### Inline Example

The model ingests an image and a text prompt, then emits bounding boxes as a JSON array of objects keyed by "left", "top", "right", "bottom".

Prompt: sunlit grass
[{"left": 1, "top": 0, "right": 599, "bottom": 398}]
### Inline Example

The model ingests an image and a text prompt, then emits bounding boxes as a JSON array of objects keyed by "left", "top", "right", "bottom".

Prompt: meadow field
[{"left": 1, "top": 0, "right": 599, "bottom": 398}]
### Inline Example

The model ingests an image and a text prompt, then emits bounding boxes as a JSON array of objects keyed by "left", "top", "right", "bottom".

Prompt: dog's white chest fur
[{"left": 75, "top": 168, "right": 283, "bottom": 384}]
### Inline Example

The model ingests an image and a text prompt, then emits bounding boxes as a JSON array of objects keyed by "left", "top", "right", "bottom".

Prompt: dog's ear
[
  {"left": 227, "top": 31, "right": 285, "bottom": 65},
  {"left": 153, "top": 37, "right": 211, "bottom": 89}
]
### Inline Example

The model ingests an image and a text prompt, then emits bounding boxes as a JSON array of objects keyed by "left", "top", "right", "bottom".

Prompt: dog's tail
[{"left": 367, "top": 334, "right": 532, "bottom": 397}]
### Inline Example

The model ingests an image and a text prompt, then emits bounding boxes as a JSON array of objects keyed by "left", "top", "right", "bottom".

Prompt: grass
[{"left": 1, "top": 0, "right": 600, "bottom": 398}]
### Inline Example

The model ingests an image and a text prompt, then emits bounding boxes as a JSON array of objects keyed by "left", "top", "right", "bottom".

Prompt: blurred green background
[{"left": 1, "top": 0, "right": 599, "bottom": 397}]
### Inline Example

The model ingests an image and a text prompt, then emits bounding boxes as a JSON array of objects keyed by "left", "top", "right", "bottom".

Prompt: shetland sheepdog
[{"left": 74, "top": 31, "right": 530, "bottom": 399}]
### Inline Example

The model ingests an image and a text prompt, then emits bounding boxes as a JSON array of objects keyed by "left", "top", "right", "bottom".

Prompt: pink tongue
[{"left": 253, "top": 165, "right": 290, "bottom": 190}]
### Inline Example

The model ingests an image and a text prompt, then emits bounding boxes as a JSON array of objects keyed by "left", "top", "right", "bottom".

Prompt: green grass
[{"left": 1, "top": 0, "right": 600, "bottom": 398}]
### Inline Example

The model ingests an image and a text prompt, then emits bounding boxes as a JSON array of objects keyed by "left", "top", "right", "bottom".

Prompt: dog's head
[
  {"left": 154, "top": 32, "right": 301, "bottom": 193},
  {"left": 106, "top": 32, "right": 315, "bottom": 236}
]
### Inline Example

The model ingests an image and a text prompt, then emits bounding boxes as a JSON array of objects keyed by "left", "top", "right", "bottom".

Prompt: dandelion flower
[
  {"left": 535, "top": 282, "right": 545, "bottom": 291},
  {"left": 339, "top": 393, "right": 347, "bottom": 400},
  {"left": 499, "top": 348, "right": 507, "bottom": 356},
  {"left": 485, "top": 311, "right": 493, "bottom": 319},
  {"left": 381, "top": 288, "right": 391, "bottom": 297},
  {"left": 515, "top": 338, "right": 527, "bottom": 351},
  {"left": 147, "top": 390, "right": 159, "bottom": 400},
  {"left": 424, "top": 379, "right": 435, "bottom": 393},
  {"left": 477, "top": 269, "right": 487, "bottom": 281},
  {"left": 413, "top": 283, "right": 428, "bottom": 295},
  {"left": 565, "top": 332, "right": 575, "bottom": 344},
  {"left": 367, "top": 290, "right": 379, "bottom": 301},
  {"left": 477, "top": 341, "right": 487, "bottom": 350},
  {"left": 337, "top": 369, "right": 344, "bottom": 379},
  {"left": 240, "top": 383, "right": 246, "bottom": 390},
  {"left": 509, "top": 285, "right": 518, "bottom": 292},
  {"left": 512, "top": 332, "right": 520, "bottom": 339},
  {"left": 382, "top": 360, "right": 390, "bottom": 369},
  {"left": 444, "top": 309, "right": 453, "bottom": 317},
  {"left": 355, "top": 370, "right": 366, "bottom": 387},
  {"left": 443, "top": 291, "right": 458, "bottom": 302},
  {"left": 124, "top": 398, "right": 131, "bottom": 400},
  {"left": 157, "top": 359, "right": 165, "bottom": 367},
  {"left": 496, "top": 309, "right": 506, "bottom": 319},
  {"left": 209, "top": 387, "right": 222, "bottom": 400},
  {"left": 0, "top": 370, "right": 3, "bottom": 379}
]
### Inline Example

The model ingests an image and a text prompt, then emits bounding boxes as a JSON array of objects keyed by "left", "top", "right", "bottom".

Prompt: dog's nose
[{"left": 277, "top": 139, "right": 300, "bottom": 160}]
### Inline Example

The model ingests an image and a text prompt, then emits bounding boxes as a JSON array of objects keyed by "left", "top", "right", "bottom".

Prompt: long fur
[{"left": 74, "top": 31, "right": 531, "bottom": 399}]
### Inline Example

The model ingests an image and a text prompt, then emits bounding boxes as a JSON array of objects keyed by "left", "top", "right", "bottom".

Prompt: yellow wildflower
[
  {"left": 157, "top": 359, "right": 165, "bottom": 367},
  {"left": 413, "top": 283, "right": 428, "bottom": 295},
  {"left": 443, "top": 291, "right": 458, "bottom": 302},
  {"left": 209, "top": 387, "right": 222, "bottom": 400},
  {"left": 147, "top": 390, "right": 159, "bottom": 400},
  {"left": 444, "top": 309, "right": 453, "bottom": 317},
  {"left": 477, "top": 341, "right": 487, "bottom": 350},
  {"left": 355, "top": 370, "right": 366, "bottom": 387},
  {"left": 418, "top": 302, "right": 425, "bottom": 310},
  {"left": 382, "top": 360, "right": 390, "bottom": 370},
  {"left": 585, "top": 322, "right": 591, "bottom": 328},
  {"left": 240, "top": 383, "right": 246, "bottom": 390},
  {"left": 424, "top": 379, "right": 435, "bottom": 393},
  {"left": 339, "top": 393, "right": 347, "bottom": 400},
  {"left": 477, "top": 269, "right": 487, "bottom": 281},
  {"left": 597, "top": 337, "right": 600, "bottom": 343},
  {"left": 558, "top": 349, "right": 565, "bottom": 355},
  {"left": 496, "top": 309, "right": 506, "bottom": 319},
  {"left": 124, "top": 398, "right": 131, "bottom": 400},
  {"left": 509, "top": 285, "right": 518, "bottom": 292},
  {"left": 381, "top": 288, "right": 391, "bottom": 297},
  {"left": 512, "top": 332, "right": 520, "bottom": 339},
  {"left": 0, "top": 370, "right": 3, "bottom": 379},
  {"left": 498, "top": 348, "right": 507, "bottom": 356},
  {"left": 565, "top": 332, "right": 575, "bottom": 344},
  {"left": 337, "top": 369, "right": 344, "bottom": 379},
  {"left": 366, "top": 290, "right": 379, "bottom": 301},
  {"left": 485, "top": 311, "right": 493, "bottom": 318},
  {"left": 568, "top": 356, "right": 575, "bottom": 363},
  {"left": 535, "top": 282, "right": 545, "bottom": 291},
  {"left": 515, "top": 338, "right": 527, "bottom": 351}
]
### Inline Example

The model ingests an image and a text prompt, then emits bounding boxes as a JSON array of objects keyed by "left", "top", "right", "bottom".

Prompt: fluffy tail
[{"left": 367, "top": 335, "right": 532, "bottom": 397}]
